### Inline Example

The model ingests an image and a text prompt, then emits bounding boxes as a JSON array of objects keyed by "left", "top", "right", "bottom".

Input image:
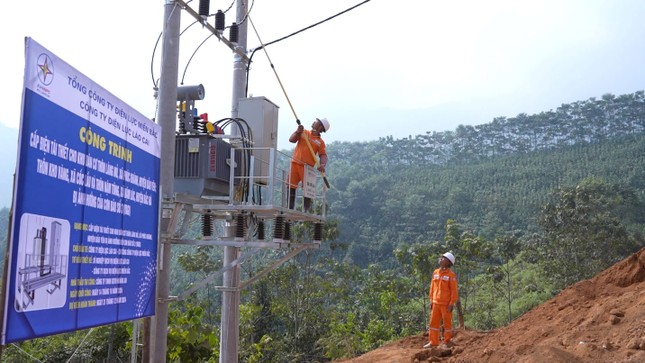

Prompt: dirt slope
[{"left": 336, "top": 247, "right": 645, "bottom": 363}]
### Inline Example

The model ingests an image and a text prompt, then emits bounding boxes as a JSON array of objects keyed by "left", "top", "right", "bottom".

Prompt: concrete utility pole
[
  {"left": 153, "top": 1, "right": 181, "bottom": 362},
  {"left": 230, "top": 0, "right": 249, "bottom": 122},
  {"left": 219, "top": 1, "right": 248, "bottom": 361}
]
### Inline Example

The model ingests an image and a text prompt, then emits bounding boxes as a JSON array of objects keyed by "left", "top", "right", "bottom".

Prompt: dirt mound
[{"left": 335, "top": 247, "right": 645, "bottom": 363}]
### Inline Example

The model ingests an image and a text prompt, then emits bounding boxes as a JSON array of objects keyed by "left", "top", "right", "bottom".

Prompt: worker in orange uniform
[
  {"left": 425, "top": 252, "right": 459, "bottom": 349},
  {"left": 288, "top": 118, "right": 329, "bottom": 211}
]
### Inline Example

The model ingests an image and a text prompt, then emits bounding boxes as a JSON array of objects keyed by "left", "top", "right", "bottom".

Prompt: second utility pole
[{"left": 219, "top": 0, "right": 248, "bottom": 361}]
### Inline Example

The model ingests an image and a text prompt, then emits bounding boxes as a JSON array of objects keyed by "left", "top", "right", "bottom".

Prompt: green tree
[
  {"left": 443, "top": 219, "right": 493, "bottom": 314},
  {"left": 1, "top": 323, "right": 132, "bottom": 362},
  {"left": 166, "top": 301, "right": 219, "bottom": 363},
  {"left": 536, "top": 177, "right": 642, "bottom": 290},
  {"left": 489, "top": 232, "right": 523, "bottom": 324},
  {"left": 1, "top": 207, "right": 10, "bottom": 268},
  {"left": 318, "top": 312, "right": 362, "bottom": 359}
]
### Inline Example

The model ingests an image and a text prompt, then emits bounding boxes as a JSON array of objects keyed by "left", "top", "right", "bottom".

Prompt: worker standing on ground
[
  {"left": 425, "top": 252, "right": 459, "bottom": 349},
  {"left": 288, "top": 117, "right": 329, "bottom": 212}
]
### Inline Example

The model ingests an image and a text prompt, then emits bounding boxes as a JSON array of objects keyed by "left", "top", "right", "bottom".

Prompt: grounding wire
[
  {"left": 181, "top": 33, "right": 216, "bottom": 85},
  {"left": 236, "top": 0, "right": 255, "bottom": 27},
  {"left": 151, "top": 20, "right": 200, "bottom": 89},
  {"left": 65, "top": 328, "right": 95, "bottom": 363},
  {"left": 221, "top": 0, "right": 235, "bottom": 14},
  {"left": 151, "top": 1, "right": 185, "bottom": 88},
  {"left": 9, "top": 343, "right": 43, "bottom": 362}
]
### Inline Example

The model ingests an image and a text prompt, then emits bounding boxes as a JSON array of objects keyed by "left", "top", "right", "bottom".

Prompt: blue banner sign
[{"left": 2, "top": 38, "right": 161, "bottom": 344}]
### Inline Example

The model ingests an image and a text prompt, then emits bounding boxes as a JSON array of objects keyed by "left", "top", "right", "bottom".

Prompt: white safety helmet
[
  {"left": 318, "top": 117, "right": 330, "bottom": 132},
  {"left": 442, "top": 252, "right": 456, "bottom": 266}
]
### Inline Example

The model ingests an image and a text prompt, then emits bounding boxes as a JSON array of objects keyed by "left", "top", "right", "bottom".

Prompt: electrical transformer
[{"left": 174, "top": 134, "right": 241, "bottom": 197}]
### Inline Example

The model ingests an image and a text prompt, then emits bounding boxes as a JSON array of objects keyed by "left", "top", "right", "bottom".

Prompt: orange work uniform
[
  {"left": 289, "top": 129, "right": 326, "bottom": 188},
  {"left": 428, "top": 267, "right": 458, "bottom": 346}
]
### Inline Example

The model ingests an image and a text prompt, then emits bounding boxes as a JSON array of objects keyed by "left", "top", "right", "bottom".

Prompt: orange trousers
[
  {"left": 289, "top": 162, "right": 305, "bottom": 188},
  {"left": 428, "top": 304, "right": 453, "bottom": 346}
]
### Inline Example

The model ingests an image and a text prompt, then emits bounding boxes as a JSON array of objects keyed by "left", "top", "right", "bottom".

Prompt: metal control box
[{"left": 238, "top": 97, "right": 279, "bottom": 184}]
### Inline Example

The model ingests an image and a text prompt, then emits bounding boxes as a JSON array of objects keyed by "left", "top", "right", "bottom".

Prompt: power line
[
  {"left": 259, "top": 0, "right": 372, "bottom": 50},
  {"left": 245, "top": 0, "right": 373, "bottom": 97}
]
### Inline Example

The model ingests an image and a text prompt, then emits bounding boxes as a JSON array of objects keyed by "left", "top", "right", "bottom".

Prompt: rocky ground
[{"left": 336, "top": 247, "right": 645, "bottom": 363}]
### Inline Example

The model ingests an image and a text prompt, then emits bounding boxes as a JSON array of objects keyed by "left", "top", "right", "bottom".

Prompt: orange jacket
[
  {"left": 429, "top": 267, "right": 459, "bottom": 306},
  {"left": 292, "top": 130, "right": 326, "bottom": 167}
]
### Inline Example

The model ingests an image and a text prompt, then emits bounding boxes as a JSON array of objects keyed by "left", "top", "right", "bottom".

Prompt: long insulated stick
[{"left": 248, "top": 16, "right": 330, "bottom": 189}]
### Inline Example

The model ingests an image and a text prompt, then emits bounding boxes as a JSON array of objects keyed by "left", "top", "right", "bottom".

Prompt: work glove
[{"left": 447, "top": 305, "right": 453, "bottom": 312}]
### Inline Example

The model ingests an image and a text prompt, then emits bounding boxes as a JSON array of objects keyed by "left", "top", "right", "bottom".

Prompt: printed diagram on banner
[{"left": 15, "top": 213, "right": 70, "bottom": 312}]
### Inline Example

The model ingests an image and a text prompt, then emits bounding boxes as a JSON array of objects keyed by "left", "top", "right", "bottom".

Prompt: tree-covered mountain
[
  {"left": 325, "top": 91, "right": 645, "bottom": 268},
  {"left": 1, "top": 91, "right": 644, "bottom": 362},
  {"left": 336, "top": 91, "right": 645, "bottom": 167}
]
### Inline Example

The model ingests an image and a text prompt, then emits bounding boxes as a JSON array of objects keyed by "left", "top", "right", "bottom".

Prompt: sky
[{"left": 1, "top": 0, "right": 645, "bottom": 150}]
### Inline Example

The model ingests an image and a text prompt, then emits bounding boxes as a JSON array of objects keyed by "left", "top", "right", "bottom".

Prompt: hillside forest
[{"left": 0, "top": 91, "right": 644, "bottom": 362}]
